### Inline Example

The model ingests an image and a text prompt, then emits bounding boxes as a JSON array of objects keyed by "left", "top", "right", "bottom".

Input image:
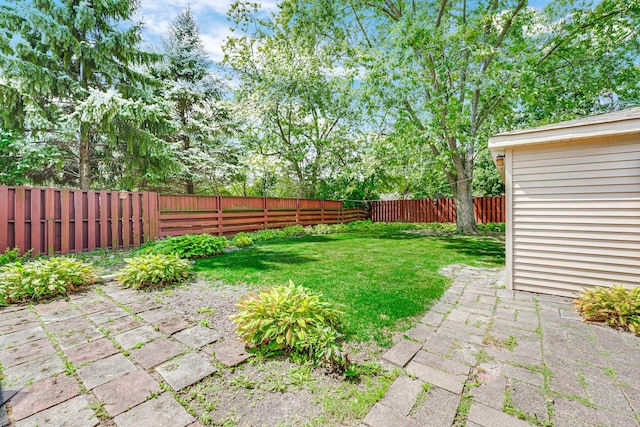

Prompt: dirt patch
[{"left": 146, "top": 279, "right": 394, "bottom": 426}]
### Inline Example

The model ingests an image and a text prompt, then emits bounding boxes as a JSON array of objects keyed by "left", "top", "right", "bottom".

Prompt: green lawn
[{"left": 195, "top": 231, "right": 504, "bottom": 345}]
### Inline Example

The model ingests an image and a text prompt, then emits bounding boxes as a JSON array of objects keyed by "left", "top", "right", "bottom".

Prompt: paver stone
[
  {"left": 204, "top": 340, "right": 253, "bottom": 367},
  {"left": 155, "top": 352, "right": 216, "bottom": 391},
  {"left": 93, "top": 370, "right": 161, "bottom": 417},
  {"left": 9, "top": 374, "right": 79, "bottom": 421},
  {"left": 65, "top": 338, "right": 119, "bottom": 365},
  {"left": 113, "top": 393, "right": 194, "bottom": 427},
  {"left": 77, "top": 353, "right": 136, "bottom": 390},
  {"left": 0, "top": 337, "right": 56, "bottom": 367},
  {"left": 173, "top": 326, "right": 220, "bottom": 349},
  {"left": 113, "top": 325, "right": 162, "bottom": 350},
  {"left": 130, "top": 338, "right": 183, "bottom": 369},
  {"left": 381, "top": 339, "right": 421, "bottom": 368},
  {"left": 3, "top": 353, "right": 64, "bottom": 388},
  {"left": 14, "top": 395, "right": 99, "bottom": 427}
]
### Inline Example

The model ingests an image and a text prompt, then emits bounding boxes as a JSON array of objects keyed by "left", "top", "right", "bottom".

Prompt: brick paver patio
[
  {"left": 0, "top": 282, "right": 250, "bottom": 426},
  {"left": 365, "top": 265, "right": 640, "bottom": 427},
  {"left": 1, "top": 267, "right": 638, "bottom": 426}
]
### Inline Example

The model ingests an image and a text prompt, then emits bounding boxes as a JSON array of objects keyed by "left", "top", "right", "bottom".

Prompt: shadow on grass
[
  {"left": 254, "top": 235, "right": 339, "bottom": 246},
  {"left": 439, "top": 235, "right": 505, "bottom": 263},
  {"left": 194, "top": 247, "right": 317, "bottom": 272}
]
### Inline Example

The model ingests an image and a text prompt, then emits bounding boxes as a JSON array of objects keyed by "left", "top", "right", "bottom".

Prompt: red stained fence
[
  {"left": 369, "top": 197, "right": 505, "bottom": 224},
  {"left": 0, "top": 185, "right": 366, "bottom": 255}
]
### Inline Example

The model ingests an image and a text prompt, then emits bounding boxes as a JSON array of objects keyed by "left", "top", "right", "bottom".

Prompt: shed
[{"left": 489, "top": 108, "right": 640, "bottom": 297}]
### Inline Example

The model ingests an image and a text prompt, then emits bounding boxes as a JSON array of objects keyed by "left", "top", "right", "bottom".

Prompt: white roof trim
[{"left": 488, "top": 117, "right": 640, "bottom": 149}]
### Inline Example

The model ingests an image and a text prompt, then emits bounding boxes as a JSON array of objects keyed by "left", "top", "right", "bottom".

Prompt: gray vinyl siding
[{"left": 508, "top": 135, "right": 640, "bottom": 297}]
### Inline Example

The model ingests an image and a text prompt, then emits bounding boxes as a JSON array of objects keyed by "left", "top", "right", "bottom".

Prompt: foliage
[
  {"left": 116, "top": 254, "right": 191, "bottom": 289},
  {"left": 275, "top": 0, "right": 640, "bottom": 232},
  {"left": 280, "top": 225, "right": 306, "bottom": 237},
  {"left": 0, "top": 129, "right": 65, "bottom": 186},
  {"left": 0, "top": 0, "right": 172, "bottom": 189},
  {"left": 232, "top": 234, "right": 254, "bottom": 248},
  {"left": 0, "top": 258, "right": 95, "bottom": 304},
  {"left": 224, "top": 5, "right": 365, "bottom": 199},
  {"left": 574, "top": 286, "right": 640, "bottom": 335},
  {"left": 149, "top": 7, "right": 238, "bottom": 194},
  {"left": 0, "top": 247, "right": 31, "bottom": 267},
  {"left": 478, "top": 223, "right": 506, "bottom": 233},
  {"left": 231, "top": 281, "right": 346, "bottom": 369},
  {"left": 138, "top": 234, "right": 228, "bottom": 259},
  {"left": 310, "top": 224, "right": 332, "bottom": 235},
  {"left": 198, "top": 230, "right": 504, "bottom": 344}
]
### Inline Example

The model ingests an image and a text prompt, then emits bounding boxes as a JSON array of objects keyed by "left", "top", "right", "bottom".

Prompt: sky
[
  {"left": 134, "top": 0, "right": 555, "bottom": 64},
  {"left": 134, "top": 0, "right": 278, "bottom": 63}
]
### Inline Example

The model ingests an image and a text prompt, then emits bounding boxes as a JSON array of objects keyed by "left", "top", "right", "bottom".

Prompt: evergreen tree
[
  {"left": 152, "top": 8, "right": 237, "bottom": 194},
  {"left": 0, "top": 0, "right": 171, "bottom": 189}
]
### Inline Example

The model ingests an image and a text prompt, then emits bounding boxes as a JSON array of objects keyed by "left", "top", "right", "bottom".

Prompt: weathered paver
[
  {"left": 14, "top": 395, "right": 99, "bottom": 427},
  {"left": 112, "top": 393, "right": 194, "bottom": 427},
  {"left": 64, "top": 337, "right": 119, "bottom": 365},
  {"left": 9, "top": 374, "right": 79, "bottom": 421},
  {"left": 405, "top": 361, "right": 466, "bottom": 394},
  {"left": 363, "top": 403, "right": 420, "bottom": 427},
  {"left": 156, "top": 316, "right": 190, "bottom": 335},
  {"left": 2, "top": 353, "right": 64, "bottom": 388},
  {"left": 412, "top": 386, "right": 460, "bottom": 427},
  {"left": 155, "top": 352, "right": 216, "bottom": 391},
  {"left": 381, "top": 339, "right": 421, "bottom": 367},
  {"left": 173, "top": 325, "right": 220, "bottom": 349},
  {"left": 378, "top": 376, "right": 423, "bottom": 416},
  {"left": 93, "top": 370, "right": 161, "bottom": 417},
  {"left": 467, "top": 403, "right": 531, "bottom": 427},
  {"left": 204, "top": 340, "right": 253, "bottom": 367},
  {"left": 0, "top": 337, "right": 56, "bottom": 367},
  {"left": 102, "top": 315, "right": 143, "bottom": 334},
  {"left": 0, "top": 325, "right": 46, "bottom": 349},
  {"left": 77, "top": 353, "right": 136, "bottom": 390},
  {"left": 130, "top": 337, "right": 183, "bottom": 369},
  {"left": 86, "top": 306, "right": 129, "bottom": 324},
  {"left": 113, "top": 325, "right": 162, "bottom": 350}
]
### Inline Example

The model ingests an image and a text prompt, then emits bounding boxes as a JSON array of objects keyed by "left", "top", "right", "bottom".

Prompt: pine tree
[
  {"left": 0, "top": 0, "right": 170, "bottom": 189},
  {"left": 152, "top": 8, "right": 237, "bottom": 194}
]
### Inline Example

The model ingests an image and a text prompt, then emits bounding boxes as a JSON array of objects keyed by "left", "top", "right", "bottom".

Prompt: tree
[
  {"left": 224, "top": 6, "right": 364, "bottom": 199},
  {"left": 151, "top": 8, "right": 238, "bottom": 194},
  {"left": 0, "top": 129, "right": 65, "bottom": 185},
  {"left": 0, "top": 0, "right": 170, "bottom": 190},
  {"left": 275, "top": 0, "right": 640, "bottom": 232}
]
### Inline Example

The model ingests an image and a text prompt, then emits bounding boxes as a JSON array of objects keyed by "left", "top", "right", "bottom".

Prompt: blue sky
[{"left": 134, "top": 0, "right": 554, "bottom": 63}]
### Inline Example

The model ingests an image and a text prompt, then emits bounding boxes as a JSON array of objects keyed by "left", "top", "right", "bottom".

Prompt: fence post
[
  {"left": 217, "top": 196, "right": 224, "bottom": 235},
  {"left": 263, "top": 197, "right": 268, "bottom": 229},
  {"left": 320, "top": 200, "right": 325, "bottom": 224},
  {"left": 30, "top": 188, "right": 42, "bottom": 256},
  {"left": 14, "top": 187, "right": 25, "bottom": 255},
  {"left": 0, "top": 186, "right": 7, "bottom": 252},
  {"left": 296, "top": 199, "right": 300, "bottom": 224},
  {"left": 45, "top": 188, "right": 55, "bottom": 255}
]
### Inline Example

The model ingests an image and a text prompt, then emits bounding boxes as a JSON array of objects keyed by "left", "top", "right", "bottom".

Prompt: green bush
[
  {"left": 231, "top": 281, "right": 347, "bottom": 370},
  {"left": 478, "top": 222, "right": 506, "bottom": 233},
  {"left": 281, "top": 225, "right": 306, "bottom": 237},
  {"left": 0, "top": 257, "right": 96, "bottom": 304},
  {"left": 232, "top": 234, "right": 254, "bottom": 248},
  {"left": 250, "top": 228, "right": 284, "bottom": 242},
  {"left": 138, "top": 234, "right": 228, "bottom": 259},
  {"left": 574, "top": 286, "right": 640, "bottom": 335},
  {"left": 310, "top": 224, "right": 332, "bottom": 235},
  {"left": 116, "top": 254, "right": 191, "bottom": 289},
  {"left": 0, "top": 247, "right": 31, "bottom": 267}
]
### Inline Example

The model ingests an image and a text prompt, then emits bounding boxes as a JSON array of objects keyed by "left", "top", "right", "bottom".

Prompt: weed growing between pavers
[
  {"left": 409, "top": 382, "right": 433, "bottom": 416},
  {"left": 453, "top": 375, "right": 480, "bottom": 426}
]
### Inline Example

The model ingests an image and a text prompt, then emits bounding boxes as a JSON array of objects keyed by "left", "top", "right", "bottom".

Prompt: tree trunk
[
  {"left": 186, "top": 180, "right": 195, "bottom": 194},
  {"left": 453, "top": 177, "right": 478, "bottom": 234},
  {"left": 78, "top": 125, "right": 91, "bottom": 190}
]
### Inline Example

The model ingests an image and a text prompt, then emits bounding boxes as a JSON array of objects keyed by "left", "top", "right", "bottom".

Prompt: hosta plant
[
  {"left": 117, "top": 254, "right": 191, "bottom": 289},
  {"left": 0, "top": 247, "right": 31, "bottom": 267},
  {"left": 574, "top": 286, "right": 640, "bottom": 335},
  {"left": 0, "top": 257, "right": 96, "bottom": 304},
  {"left": 138, "top": 234, "right": 228, "bottom": 259},
  {"left": 231, "top": 281, "right": 347, "bottom": 370},
  {"left": 232, "top": 234, "right": 254, "bottom": 248}
]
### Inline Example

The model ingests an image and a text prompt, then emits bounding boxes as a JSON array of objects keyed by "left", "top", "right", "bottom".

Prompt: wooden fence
[
  {"left": 369, "top": 196, "right": 505, "bottom": 224},
  {"left": 0, "top": 185, "right": 366, "bottom": 255}
]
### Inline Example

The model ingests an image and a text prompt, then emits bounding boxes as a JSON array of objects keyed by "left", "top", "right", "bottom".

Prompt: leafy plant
[
  {"left": 116, "top": 254, "right": 191, "bottom": 289},
  {"left": 281, "top": 225, "right": 306, "bottom": 237},
  {"left": 478, "top": 222, "right": 506, "bottom": 233},
  {"left": 574, "top": 286, "right": 640, "bottom": 335},
  {"left": 138, "top": 234, "right": 228, "bottom": 259},
  {"left": 0, "top": 257, "right": 96, "bottom": 304},
  {"left": 310, "top": 224, "right": 332, "bottom": 235},
  {"left": 231, "top": 281, "right": 347, "bottom": 370},
  {"left": 0, "top": 247, "right": 31, "bottom": 267},
  {"left": 232, "top": 234, "right": 254, "bottom": 248}
]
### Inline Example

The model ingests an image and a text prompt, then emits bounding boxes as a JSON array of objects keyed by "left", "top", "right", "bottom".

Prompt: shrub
[
  {"left": 281, "top": 225, "right": 306, "bottom": 237},
  {"left": 0, "top": 257, "right": 96, "bottom": 304},
  {"left": 231, "top": 281, "right": 347, "bottom": 370},
  {"left": 574, "top": 286, "right": 640, "bottom": 335},
  {"left": 310, "top": 224, "right": 332, "bottom": 235},
  {"left": 0, "top": 247, "right": 32, "bottom": 267},
  {"left": 138, "top": 234, "right": 228, "bottom": 259},
  {"left": 232, "top": 234, "right": 254, "bottom": 248},
  {"left": 250, "top": 228, "right": 284, "bottom": 242},
  {"left": 116, "top": 254, "right": 191, "bottom": 289},
  {"left": 478, "top": 222, "right": 506, "bottom": 233}
]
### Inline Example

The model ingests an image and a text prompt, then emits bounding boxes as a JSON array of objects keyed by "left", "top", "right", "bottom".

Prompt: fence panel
[{"left": 369, "top": 196, "right": 505, "bottom": 224}]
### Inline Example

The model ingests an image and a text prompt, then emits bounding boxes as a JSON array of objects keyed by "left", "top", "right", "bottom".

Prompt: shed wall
[{"left": 509, "top": 135, "right": 640, "bottom": 297}]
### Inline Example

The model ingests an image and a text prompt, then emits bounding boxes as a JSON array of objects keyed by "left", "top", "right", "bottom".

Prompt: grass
[{"left": 196, "top": 230, "right": 504, "bottom": 345}]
